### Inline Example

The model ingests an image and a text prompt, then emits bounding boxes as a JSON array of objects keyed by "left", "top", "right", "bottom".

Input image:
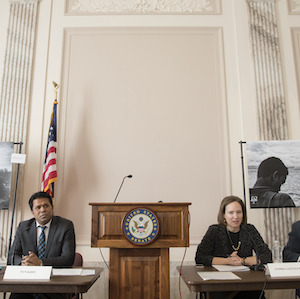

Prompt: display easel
[
  {"left": 3, "top": 142, "right": 23, "bottom": 299},
  {"left": 7, "top": 142, "right": 23, "bottom": 254}
]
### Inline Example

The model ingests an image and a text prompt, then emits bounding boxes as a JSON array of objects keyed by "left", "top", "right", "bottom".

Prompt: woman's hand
[
  {"left": 212, "top": 252, "right": 256, "bottom": 266},
  {"left": 227, "top": 251, "right": 244, "bottom": 266}
]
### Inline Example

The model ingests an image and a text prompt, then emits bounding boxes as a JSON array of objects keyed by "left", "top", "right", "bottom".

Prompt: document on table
[
  {"left": 52, "top": 268, "right": 96, "bottom": 276},
  {"left": 198, "top": 271, "right": 241, "bottom": 280},
  {"left": 213, "top": 265, "right": 250, "bottom": 272}
]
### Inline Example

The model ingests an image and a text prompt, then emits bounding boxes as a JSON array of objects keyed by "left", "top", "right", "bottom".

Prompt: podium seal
[{"left": 122, "top": 207, "right": 160, "bottom": 246}]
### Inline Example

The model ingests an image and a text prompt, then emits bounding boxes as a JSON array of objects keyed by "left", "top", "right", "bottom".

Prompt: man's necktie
[{"left": 38, "top": 226, "right": 46, "bottom": 259}]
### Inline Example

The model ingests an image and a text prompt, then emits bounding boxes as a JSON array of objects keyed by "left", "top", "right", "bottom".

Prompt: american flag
[{"left": 41, "top": 100, "right": 58, "bottom": 196}]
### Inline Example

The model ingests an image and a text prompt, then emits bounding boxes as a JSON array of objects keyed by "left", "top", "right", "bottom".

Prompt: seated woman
[{"left": 195, "top": 195, "right": 272, "bottom": 299}]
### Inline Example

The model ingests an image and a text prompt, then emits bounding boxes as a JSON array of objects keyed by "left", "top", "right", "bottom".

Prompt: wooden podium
[{"left": 89, "top": 202, "right": 191, "bottom": 299}]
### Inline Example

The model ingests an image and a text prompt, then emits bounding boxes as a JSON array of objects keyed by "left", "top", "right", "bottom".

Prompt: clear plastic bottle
[{"left": 272, "top": 240, "right": 282, "bottom": 263}]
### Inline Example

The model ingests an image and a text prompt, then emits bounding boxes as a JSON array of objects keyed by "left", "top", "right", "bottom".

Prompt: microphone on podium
[{"left": 113, "top": 175, "right": 133, "bottom": 203}]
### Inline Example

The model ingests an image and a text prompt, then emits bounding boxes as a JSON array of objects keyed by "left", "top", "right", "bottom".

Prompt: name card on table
[
  {"left": 3, "top": 266, "right": 52, "bottom": 280},
  {"left": 267, "top": 262, "right": 300, "bottom": 277}
]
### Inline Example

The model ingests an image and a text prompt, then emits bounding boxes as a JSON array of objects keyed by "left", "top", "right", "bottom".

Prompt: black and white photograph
[
  {"left": 246, "top": 140, "right": 300, "bottom": 208},
  {"left": 0, "top": 142, "right": 13, "bottom": 209}
]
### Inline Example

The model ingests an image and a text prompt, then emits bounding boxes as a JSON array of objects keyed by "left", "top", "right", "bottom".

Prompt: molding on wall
[
  {"left": 0, "top": 0, "right": 38, "bottom": 261},
  {"left": 246, "top": 0, "right": 294, "bottom": 249},
  {"left": 288, "top": 0, "right": 300, "bottom": 14},
  {"left": 8, "top": 0, "right": 39, "bottom": 4},
  {"left": 65, "top": 0, "right": 222, "bottom": 15},
  {"left": 292, "top": 28, "right": 300, "bottom": 105},
  {"left": 247, "top": 0, "right": 288, "bottom": 141},
  {"left": 59, "top": 27, "right": 230, "bottom": 246}
]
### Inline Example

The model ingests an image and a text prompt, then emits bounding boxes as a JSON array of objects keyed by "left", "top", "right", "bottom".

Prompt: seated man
[
  {"left": 249, "top": 157, "right": 295, "bottom": 208},
  {"left": 8, "top": 191, "right": 76, "bottom": 299},
  {"left": 283, "top": 220, "right": 300, "bottom": 298}
]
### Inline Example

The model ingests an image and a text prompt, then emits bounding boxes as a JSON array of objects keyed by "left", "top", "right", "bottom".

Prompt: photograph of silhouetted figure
[
  {"left": 0, "top": 142, "right": 13, "bottom": 209},
  {"left": 249, "top": 157, "right": 295, "bottom": 208},
  {"left": 246, "top": 140, "right": 300, "bottom": 208}
]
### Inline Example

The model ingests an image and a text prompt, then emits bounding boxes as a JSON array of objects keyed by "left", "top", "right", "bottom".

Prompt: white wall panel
[{"left": 58, "top": 27, "right": 230, "bottom": 249}]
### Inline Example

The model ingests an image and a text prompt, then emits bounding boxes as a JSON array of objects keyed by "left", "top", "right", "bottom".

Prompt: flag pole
[
  {"left": 41, "top": 81, "right": 59, "bottom": 198},
  {"left": 52, "top": 81, "right": 59, "bottom": 100},
  {"left": 52, "top": 81, "right": 59, "bottom": 198}
]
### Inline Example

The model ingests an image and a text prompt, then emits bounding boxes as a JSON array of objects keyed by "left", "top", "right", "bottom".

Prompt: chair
[
  {"left": 73, "top": 252, "right": 83, "bottom": 267},
  {"left": 72, "top": 253, "right": 83, "bottom": 299}
]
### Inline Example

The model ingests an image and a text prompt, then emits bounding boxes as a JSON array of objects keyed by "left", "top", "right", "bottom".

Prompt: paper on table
[
  {"left": 81, "top": 269, "right": 96, "bottom": 276},
  {"left": 213, "top": 265, "right": 250, "bottom": 272},
  {"left": 52, "top": 268, "right": 82, "bottom": 276},
  {"left": 198, "top": 271, "right": 241, "bottom": 280},
  {"left": 52, "top": 268, "right": 96, "bottom": 276}
]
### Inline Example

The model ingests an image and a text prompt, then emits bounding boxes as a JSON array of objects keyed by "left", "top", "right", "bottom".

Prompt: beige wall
[{"left": 1, "top": 0, "right": 300, "bottom": 266}]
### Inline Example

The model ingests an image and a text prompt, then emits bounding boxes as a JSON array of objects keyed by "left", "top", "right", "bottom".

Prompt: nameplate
[
  {"left": 267, "top": 262, "right": 300, "bottom": 277},
  {"left": 3, "top": 266, "right": 52, "bottom": 280}
]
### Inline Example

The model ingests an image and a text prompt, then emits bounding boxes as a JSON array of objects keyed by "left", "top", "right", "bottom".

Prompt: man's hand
[{"left": 21, "top": 251, "right": 42, "bottom": 266}]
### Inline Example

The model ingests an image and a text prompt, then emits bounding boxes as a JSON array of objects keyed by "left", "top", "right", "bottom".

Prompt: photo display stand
[
  {"left": 7, "top": 142, "right": 23, "bottom": 255},
  {"left": 240, "top": 139, "right": 300, "bottom": 209},
  {"left": 239, "top": 141, "right": 247, "bottom": 208}
]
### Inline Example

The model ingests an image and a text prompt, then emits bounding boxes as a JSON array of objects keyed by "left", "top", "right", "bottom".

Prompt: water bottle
[{"left": 272, "top": 240, "right": 282, "bottom": 263}]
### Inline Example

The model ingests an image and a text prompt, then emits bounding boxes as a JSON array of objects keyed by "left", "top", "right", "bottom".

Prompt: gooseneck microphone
[
  {"left": 243, "top": 225, "right": 265, "bottom": 271},
  {"left": 113, "top": 175, "right": 133, "bottom": 203}
]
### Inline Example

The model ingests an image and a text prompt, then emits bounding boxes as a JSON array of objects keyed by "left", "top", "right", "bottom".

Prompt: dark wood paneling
[
  {"left": 90, "top": 202, "right": 190, "bottom": 248},
  {"left": 90, "top": 203, "right": 190, "bottom": 298},
  {"left": 110, "top": 248, "right": 169, "bottom": 299}
]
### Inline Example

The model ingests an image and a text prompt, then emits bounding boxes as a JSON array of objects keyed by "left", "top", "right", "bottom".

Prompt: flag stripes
[{"left": 41, "top": 100, "right": 58, "bottom": 196}]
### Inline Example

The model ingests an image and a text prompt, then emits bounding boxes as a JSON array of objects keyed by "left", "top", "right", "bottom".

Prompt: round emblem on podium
[{"left": 122, "top": 207, "right": 160, "bottom": 246}]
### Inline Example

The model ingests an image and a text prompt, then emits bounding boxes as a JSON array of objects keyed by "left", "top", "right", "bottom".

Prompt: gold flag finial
[{"left": 52, "top": 81, "right": 60, "bottom": 99}]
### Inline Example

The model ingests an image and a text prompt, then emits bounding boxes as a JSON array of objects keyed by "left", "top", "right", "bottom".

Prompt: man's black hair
[
  {"left": 257, "top": 157, "right": 288, "bottom": 178},
  {"left": 28, "top": 191, "right": 53, "bottom": 210}
]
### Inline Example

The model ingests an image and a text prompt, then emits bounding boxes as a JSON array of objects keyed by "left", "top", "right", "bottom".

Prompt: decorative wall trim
[
  {"left": 292, "top": 28, "right": 300, "bottom": 107},
  {"left": 247, "top": 0, "right": 288, "bottom": 141},
  {"left": 8, "top": 0, "right": 39, "bottom": 4},
  {"left": 59, "top": 27, "right": 230, "bottom": 244},
  {"left": 246, "top": 0, "right": 293, "bottom": 248},
  {"left": 65, "top": 0, "right": 222, "bottom": 15},
  {"left": 287, "top": 0, "right": 300, "bottom": 14},
  {"left": 0, "top": 1, "right": 38, "bottom": 260}
]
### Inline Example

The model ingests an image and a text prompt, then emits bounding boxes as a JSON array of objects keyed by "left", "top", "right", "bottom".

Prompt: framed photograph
[
  {"left": 246, "top": 140, "right": 300, "bottom": 208},
  {"left": 0, "top": 142, "right": 14, "bottom": 209}
]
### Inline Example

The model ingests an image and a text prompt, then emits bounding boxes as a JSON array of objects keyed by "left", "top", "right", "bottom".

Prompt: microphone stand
[
  {"left": 243, "top": 225, "right": 265, "bottom": 271},
  {"left": 113, "top": 175, "right": 132, "bottom": 203},
  {"left": 250, "top": 262, "right": 265, "bottom": 271},
  {"left": 99, "top": 175, "right": 132, "bottom": 271}
]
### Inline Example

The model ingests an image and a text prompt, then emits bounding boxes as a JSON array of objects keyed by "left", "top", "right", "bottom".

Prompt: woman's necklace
[{"left": 226, "top": 229, "right": 241, "bottom": 251}]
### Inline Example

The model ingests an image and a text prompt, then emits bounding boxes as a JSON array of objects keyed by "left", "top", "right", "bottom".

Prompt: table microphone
[
  {"left": 243, "top": 225, "right": 265, "bottom": 271},
  {"left": 113, "top": 175, "right": 132, "bottom": 203}
]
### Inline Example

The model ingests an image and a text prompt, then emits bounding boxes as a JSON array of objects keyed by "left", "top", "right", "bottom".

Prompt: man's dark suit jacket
[
  {"left": 283, "top": 220, "right": 300, "bottom": 262},
  {"left": 8, "top": 215, "right": 75, "bottom": 267},
  {"left": 283, "top": 220, "right": 300, "bottom": 297}
]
